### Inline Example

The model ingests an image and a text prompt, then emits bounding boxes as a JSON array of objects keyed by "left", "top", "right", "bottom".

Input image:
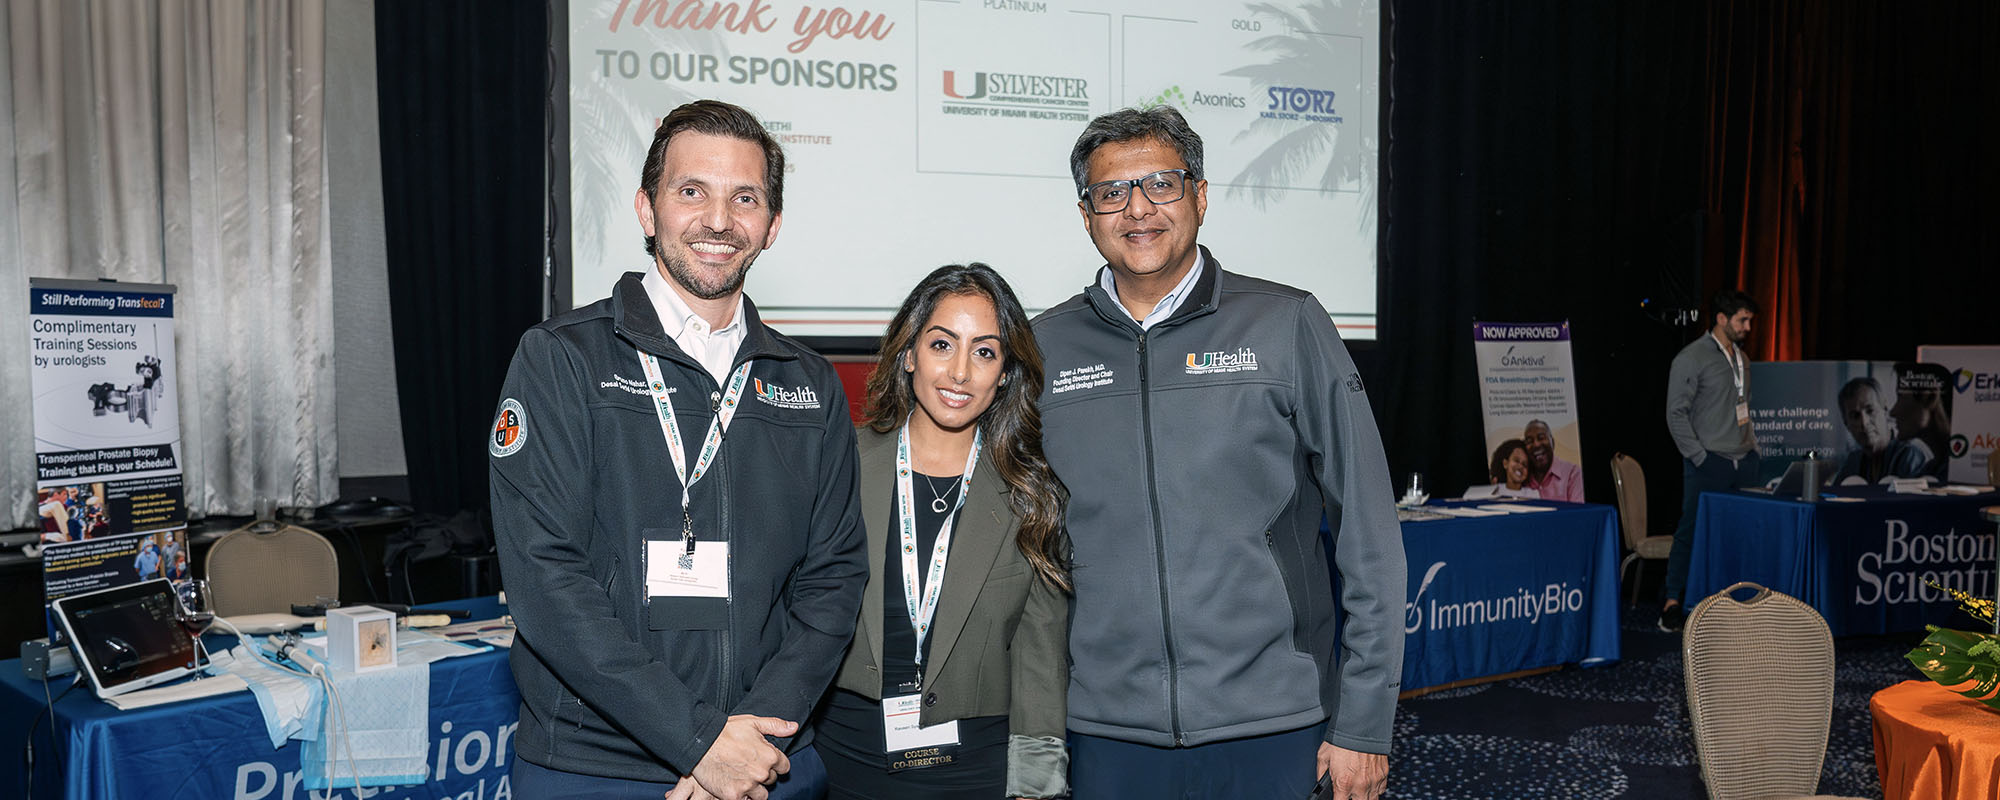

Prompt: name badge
[
  {"left": 881, "top": 693, "right": 959, "bottom": 762},
  {"left": 646, "top": 540, "right": 729, "bottom": 598},
  {"left": 1735, "top": 401, "right": 1751, "bottom": 427}
]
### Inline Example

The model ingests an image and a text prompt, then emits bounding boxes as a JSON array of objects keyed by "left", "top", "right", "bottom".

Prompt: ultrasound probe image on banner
[{"left": 81, "top": 355, "right": 165, "bottom": 426}]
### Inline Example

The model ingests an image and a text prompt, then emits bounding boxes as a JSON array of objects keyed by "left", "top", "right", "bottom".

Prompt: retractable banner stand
[
  {"left": 1472, "top": 322, "right": 1586, "bottom": 502},
  {"left": 27, "top": 279, "right": 190, "bottom": 631},
  {"left": 1917, "top": 345, "right": 2000, "bottom": 484}
]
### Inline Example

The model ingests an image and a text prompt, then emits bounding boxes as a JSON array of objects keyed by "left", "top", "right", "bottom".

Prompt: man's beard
[
  {"left": 661, "top": 242, "right": 756, "bottom": 300},
  {"left": 1530, "top": 447, "right": 1552, "bottom": 470}
]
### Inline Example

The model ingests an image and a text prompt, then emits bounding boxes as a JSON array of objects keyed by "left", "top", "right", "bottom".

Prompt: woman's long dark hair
[{"left": 861, "top": 264, "right": 1070, "bottom": 591}]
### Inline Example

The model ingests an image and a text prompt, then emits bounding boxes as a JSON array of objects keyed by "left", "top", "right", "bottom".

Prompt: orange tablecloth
[{"left": 1872, "top": 679, "right": 2000, "bottom": 800}]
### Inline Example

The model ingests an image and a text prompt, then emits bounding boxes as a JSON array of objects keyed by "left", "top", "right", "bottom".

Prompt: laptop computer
[{"left": 51, "top": 578, "right": 208, "bottom": 699}]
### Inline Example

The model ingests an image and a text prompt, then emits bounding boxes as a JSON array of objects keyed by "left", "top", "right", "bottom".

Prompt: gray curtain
[{"left": 1, "top": 0, "right": 335, "bottom": 527}]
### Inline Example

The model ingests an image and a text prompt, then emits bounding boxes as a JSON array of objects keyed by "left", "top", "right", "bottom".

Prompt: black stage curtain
[
  {"left": 376, "top": 0, "right": 550, "bottom": 515},
  {"left": 1374, "top": 1, "right": 1711, "bottom": 515},
  {"left": 1375, "top": 0, "right": 1994, "bottom": 517},
  {"left": 1703, "top": 0, "right": 1997, "bottom": 362}
]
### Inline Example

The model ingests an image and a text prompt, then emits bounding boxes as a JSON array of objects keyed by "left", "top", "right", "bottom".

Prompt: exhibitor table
[
  {"left": 1397, "top": 500, "right": 1622, "bottom": 692},
  {"left": 0, "top": 597, "right": 518, "bottom": 800},
  {"left": 1685, "top": 487, "right": 1997, "bottom": 636}
]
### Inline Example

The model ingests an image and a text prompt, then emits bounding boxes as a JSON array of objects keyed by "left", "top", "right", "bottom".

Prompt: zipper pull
[{"left": 709, "top": 391, "right": 721, "bottom": 412}]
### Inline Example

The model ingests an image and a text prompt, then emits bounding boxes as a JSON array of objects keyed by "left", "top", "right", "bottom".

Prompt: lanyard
[
  {"left": 895, "top": 419, "right": 981, "bottom": 688},
  {"left": 1712, "top": 331, "right": 1745, "bottom": 399},
  {"left": 639, "top": 350, "right": 753, "bottom": 561}
]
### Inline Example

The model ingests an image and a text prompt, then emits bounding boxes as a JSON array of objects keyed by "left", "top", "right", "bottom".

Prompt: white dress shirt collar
[
  {"left": 1099, "top": 250, "right": 1207, "bottom": 330},
  {"left": 642, "top": 267, "right": 746, "bottom": 385}
]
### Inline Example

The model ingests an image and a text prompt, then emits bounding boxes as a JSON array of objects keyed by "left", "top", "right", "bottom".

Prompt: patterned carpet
[{"left": 1385, "top": 606, "right": 1917, "bottom": 799}]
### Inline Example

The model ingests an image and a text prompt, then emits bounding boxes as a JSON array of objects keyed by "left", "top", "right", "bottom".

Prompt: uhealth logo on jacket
[
  {"left": 1184, "top": 347, "right": 1259, "bottom": 375},
  {"left": 490, "top": 398, "right": 526, "bottom": 458},
  {"left": 753, "top": 378, "right": 820, "bottom": 410}
]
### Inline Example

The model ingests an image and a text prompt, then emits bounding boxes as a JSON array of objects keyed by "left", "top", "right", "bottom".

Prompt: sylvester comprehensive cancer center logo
[{"left": 753, "top": 378, "right": 820, "bottom": 410}]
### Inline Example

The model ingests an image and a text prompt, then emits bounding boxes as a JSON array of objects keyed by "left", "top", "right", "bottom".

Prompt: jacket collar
[
  {"left": 854, "top": 426, "right": 1014, "bottom": 682},
  {"left": 611, "top": 271, "right": 798, "bottom": 370},
  {"left": 1081, "top": 245, "right": 1223, "bottom": 333}
]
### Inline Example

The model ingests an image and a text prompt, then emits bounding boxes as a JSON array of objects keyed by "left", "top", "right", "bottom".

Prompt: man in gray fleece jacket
[{"left": 1033, "top": 105, "right": 1404, "bottom": 800}]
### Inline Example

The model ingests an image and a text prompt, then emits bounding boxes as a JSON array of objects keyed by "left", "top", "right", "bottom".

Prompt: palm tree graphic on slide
[{"left": 1219, "top": 0, "right": 1378, "bottom": 222}]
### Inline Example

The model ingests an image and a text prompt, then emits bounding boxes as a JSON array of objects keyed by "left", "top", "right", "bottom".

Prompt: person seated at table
[
  {"left": 1832, "top": 377, "right": 1930, "bottom": 485},
  {"left": 1477, "top": 439, "right": 1538, "bottom": 499},
  {"left": 816, "top": 264, "right": 1072, "bottom": 800}
]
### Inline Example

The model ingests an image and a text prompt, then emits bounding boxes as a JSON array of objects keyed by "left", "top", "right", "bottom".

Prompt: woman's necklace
[{"left": 919, "top": 472, "right": 960, "bottom": 513}]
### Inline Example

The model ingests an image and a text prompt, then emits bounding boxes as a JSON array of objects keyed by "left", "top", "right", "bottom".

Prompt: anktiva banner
[{"left": 27, "top": 279, "right": 186, "bottom": 540}]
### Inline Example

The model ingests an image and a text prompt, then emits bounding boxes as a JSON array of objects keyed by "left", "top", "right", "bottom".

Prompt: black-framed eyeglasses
[{"left": 1079, "top": 169, "right": 1192, "bottom": 214}]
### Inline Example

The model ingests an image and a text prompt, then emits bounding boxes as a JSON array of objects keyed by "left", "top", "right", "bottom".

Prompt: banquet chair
[
  {"left": 1683, "top": 582, "right": 1861, "bottom": 800},
  {"left": 1610, "top": 453, "right": 1672, "bottom": 605},
  {"left": 204, "top": 520, "right": 340, "bottom": 616},
  {"left": 1988, "top": 453, "right": 1998, "bottom": 486}
]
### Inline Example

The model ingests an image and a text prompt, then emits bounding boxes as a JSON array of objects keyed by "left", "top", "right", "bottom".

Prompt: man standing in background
[
  {"left": 1660, "top": 289, "right": 1761, "bottom": 632},
  {"left": 1034, "top": 106, "right": 1404, "bottom": 800}
]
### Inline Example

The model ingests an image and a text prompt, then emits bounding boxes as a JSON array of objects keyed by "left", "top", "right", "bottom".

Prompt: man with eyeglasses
[{"left": 1032, "top": 106, "right": 1403, "bottom": 800}]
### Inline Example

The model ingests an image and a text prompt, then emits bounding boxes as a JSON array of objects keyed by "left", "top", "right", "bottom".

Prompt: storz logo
[
  {"left": 752, "top": 379, "right": 820, "bottom": 410},
  {"left": 1260, "top": 86, "right": 1341, "bottom": 123},
  {"left": 1499, "top": 345, "right": 1548, "bottom": 368},
  {"left": 1184, "top": 347, "right": 1259, "bottom": 375}
]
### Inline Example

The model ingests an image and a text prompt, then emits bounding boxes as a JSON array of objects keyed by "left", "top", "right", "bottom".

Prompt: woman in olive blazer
[{"left": 816, "top": 264, "right": 1070, "bottom": 800}]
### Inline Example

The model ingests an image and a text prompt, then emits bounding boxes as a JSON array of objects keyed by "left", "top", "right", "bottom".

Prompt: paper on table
[
  {"left": 1430, "top": 506, "right": 1506, "bottom": 518},
  {"left": 1475, "top": 504, "right": 1555, "bottom": 513},
  {"left": 102, "top": 672, "right": 249, "bottom": 710}
]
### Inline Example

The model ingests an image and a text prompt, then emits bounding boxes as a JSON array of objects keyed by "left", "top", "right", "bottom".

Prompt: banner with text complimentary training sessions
[
  {"left": 567, "top": 0, "right": 1382, "bottom": 338},
  {"left": 1917, "top": 345, "right": 2000, "bottom": 484},
  {"left": 28, "top": 279, "right": 189, "bottom": 623},
  {"left": 1748, "top": 360, "right": 1955, "bottom": 486},
  {"left": 1472, "top": 321, "right": 1585, "bottom": 501}
]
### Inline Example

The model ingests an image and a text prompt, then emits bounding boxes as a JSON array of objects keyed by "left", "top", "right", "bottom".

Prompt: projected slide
[{"left": 568, "top": 0, "right": 1379, "bottom": 339}]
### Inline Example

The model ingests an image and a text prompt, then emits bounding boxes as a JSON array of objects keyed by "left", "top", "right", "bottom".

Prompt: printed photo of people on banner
[
  {"left": 1471, "top": 321, "right": 1586, "bottom": 502},
  {"left": 1746, "top": 360, "right": 1954, "bottom": 486}
]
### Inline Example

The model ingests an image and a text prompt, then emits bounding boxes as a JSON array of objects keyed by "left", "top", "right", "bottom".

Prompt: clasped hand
[{"left": 665, "top": 714, "right": 797, "bottom": 800}]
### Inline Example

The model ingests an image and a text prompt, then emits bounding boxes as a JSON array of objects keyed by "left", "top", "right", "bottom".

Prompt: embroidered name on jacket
[
  {"left": 600, "top": 372, "right": 653, "bottom": 396},
  {"left": 1051, "top": 363, "right": 1116, "bottom": 394},
  {"left": 1184, "top": 347, "right": 1260, "bottom": 375},
  {"left": 753, "top": 378, "right": 820, "bottom": 410}
]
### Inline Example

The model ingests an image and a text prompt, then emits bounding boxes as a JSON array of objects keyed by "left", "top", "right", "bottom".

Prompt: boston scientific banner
[
  {"left": 1917, "top": 345, "right": 2000, "bottom": 484},
  {"left": 1747, "top": 360, "right": 1953, "bottom": 486},
  {"left": 566, "top": 0, "right": 1382, "bottom": 338},
  {"left": 1472, "top": 322, "right": 1585, "bottom": 502}
]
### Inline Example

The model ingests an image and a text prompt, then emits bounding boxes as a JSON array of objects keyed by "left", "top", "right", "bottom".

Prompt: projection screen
[{"left": 565, "top": 0, "right": 1380, "bottom": 340}]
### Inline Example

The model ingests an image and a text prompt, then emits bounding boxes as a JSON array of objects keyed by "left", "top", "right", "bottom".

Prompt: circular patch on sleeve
[{"left": 490, "top": 398, "right": 527, "bottom": 458}]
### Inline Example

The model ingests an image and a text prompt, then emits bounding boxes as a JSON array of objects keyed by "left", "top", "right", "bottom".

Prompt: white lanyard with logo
[
  {"left": 894, "top": 419, "right": 981, "bottom": 688},
  {"left": 880, "top": 419, "right": 979, "bottom": 758},
  {"left": 639, "top": 351, "right": 752, "bottom": 570},
  {"left": 1713, "top": 332, "right": 1749, "bottom": 427}
]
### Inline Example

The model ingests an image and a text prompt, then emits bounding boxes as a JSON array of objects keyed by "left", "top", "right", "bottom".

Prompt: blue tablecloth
[
  {"left": 1686, "top": 487, "right": 1998, "bottom": 636},
  {"left": 0, "top": 597, "right": 519, "bottom": 800},
  {"left": 1397, "top": 501, "right": 1623, "bottom": 691}
]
